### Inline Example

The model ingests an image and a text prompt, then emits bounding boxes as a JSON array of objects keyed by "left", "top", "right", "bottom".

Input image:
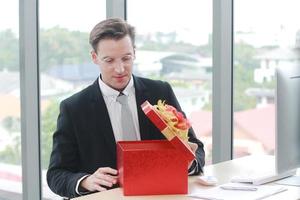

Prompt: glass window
[
  {"left": 39, "top": 0, "right": 106, "bottom": 199},
  {"left": 233, "top": 0, "right": 300, "bottom": 158},
  {"left": 0, "top": 0, "right": 22, "bottom": 199},
  {"left": 127, "top": 0, "right": 213, "bottom": 164}
]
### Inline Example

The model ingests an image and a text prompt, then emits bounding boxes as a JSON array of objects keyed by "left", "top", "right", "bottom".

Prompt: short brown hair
[{"left": 89, "top": 18, "right": 135, "bottom": 52}]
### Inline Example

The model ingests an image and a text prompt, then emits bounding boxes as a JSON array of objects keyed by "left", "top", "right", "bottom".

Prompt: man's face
[{"left": 92, "top": 35, "right": 135, "bottom": 91}]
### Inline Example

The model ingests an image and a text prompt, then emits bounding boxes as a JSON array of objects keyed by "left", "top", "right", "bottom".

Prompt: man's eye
[
  {"left": 104, "top": 59, "right": 113, "bottom": 63},
  {"left": 122, "top": 56, "right": 132, "bottom": 62}
]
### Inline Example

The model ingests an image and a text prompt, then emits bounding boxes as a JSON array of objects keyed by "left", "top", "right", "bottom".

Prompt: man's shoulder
[
  {"left": 134, "top": 76, "right": 170, "bottom": 88},
  {"left": 61, "top": 81, "right": 97, "bottom": 106}
]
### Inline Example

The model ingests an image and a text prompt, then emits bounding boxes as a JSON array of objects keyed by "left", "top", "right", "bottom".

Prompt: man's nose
[{"left": 114, "top": 61, "right": 125, "bottom": 73}]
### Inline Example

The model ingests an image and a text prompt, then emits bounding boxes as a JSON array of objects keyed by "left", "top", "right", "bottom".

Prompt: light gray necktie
[{"left": 116, "top": 93, "right": 137, "bottom": 141}]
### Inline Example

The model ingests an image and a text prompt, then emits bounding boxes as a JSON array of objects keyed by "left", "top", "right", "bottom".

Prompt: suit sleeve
[
  {"left": 164, "top": 82, "right": 205, "bottom": 175},
  {"left": 47, "top": 101, "right": 89, "bottom": 198}
]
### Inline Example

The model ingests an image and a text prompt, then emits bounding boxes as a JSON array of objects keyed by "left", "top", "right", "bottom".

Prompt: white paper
[{"left": 188, "top": 183, "right": 287, "bottom": 200}]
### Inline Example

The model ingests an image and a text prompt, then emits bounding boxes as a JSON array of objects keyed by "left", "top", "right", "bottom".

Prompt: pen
[{"left": 220, "top": 185, "right": 258, "bottom": 191}]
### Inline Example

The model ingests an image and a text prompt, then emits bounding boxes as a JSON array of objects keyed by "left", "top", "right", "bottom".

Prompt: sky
[
  {"left": 0, "top": 0, "right": 106, "bottom": 33},
  {"left": 1, "top": 0, "right": 300, "bottom": 46}
]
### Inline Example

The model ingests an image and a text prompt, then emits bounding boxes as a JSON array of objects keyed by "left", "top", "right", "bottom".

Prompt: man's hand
[{"left": 80, "top": 167, "right": 118, "bottom": 192}]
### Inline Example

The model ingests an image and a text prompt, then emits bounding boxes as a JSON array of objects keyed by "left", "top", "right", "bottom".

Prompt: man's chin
[{"left": 112, "top": 83, "right": 128, "bottom": 91}]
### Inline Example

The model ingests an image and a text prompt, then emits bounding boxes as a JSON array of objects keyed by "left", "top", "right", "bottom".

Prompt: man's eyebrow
[
  {"left": 124, "top": 53, "right": 133, "bottom": 55},
  {"left": 101, "top": 56, "right": 111, "bottom": 60},
  {"left": 101, "top": 53, "right": 133, "bottom": 60}
]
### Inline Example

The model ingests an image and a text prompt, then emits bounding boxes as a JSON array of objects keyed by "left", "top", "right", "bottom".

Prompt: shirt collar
[{"left": 98, "top": 75, "right": 134, "bottom": 98}]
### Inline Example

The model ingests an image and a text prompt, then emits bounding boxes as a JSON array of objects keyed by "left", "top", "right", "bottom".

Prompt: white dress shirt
[{"left": 98, "top": 76, "right": 141, "bottom": 141}]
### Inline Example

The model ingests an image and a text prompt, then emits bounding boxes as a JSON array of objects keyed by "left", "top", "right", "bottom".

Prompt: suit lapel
[
  {"left": 133, "top": 76, "right": 152, "bottom": 140},
  {"left": 90, "top": 80, "right": 116, "bottom": 157},
  {"left": 89, "top": 76, "right": 153, "bottom": 150}
]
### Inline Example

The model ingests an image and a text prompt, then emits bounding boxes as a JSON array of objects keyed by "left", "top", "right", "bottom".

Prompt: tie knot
[{"left": 116, "top": 93, "right": 128, "bottom": 105}]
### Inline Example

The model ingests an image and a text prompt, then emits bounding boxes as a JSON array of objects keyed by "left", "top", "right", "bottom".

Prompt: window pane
[
  {"left": 0, "top": 0, "right": 22, "bottom": 199},
  {"left": 39, "top": 0, "right": 106, "bottom": 199},
  {"left": 233, "top": 0, "right": 300, "bottom": 158},
  {"left": 127, "top": 0, "right": 213, "bottom": 164}
]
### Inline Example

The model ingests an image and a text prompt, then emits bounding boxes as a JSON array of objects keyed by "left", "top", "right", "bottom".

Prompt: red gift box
[
  {"left": 117, "top": 100, "right": 194, "bottom": 195},
  {"left": 117, "top": 137, "right": 194, "bottom": 195}
]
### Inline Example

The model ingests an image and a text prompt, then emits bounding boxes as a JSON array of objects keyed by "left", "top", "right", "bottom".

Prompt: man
[{"left": 47, "top": 18, "right": 205, "bottom": 198}]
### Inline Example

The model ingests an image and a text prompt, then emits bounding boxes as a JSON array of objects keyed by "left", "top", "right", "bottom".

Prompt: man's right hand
[{"left": 80, "top": 167, "right": 118, "bottom": 192}]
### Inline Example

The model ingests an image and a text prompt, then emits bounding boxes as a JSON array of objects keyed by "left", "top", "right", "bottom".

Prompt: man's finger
[
  {"left": 94, "top": 178, "right": 113, "bottom": 187},
  {"left": 99, "top": 174, "right": 117, "bottom": 184},
  {"left": 93, "top": 184, "right": 107, "bottom": 192},
  {"left": 98, "top": 167, "right": 118, "bottom": 175}
]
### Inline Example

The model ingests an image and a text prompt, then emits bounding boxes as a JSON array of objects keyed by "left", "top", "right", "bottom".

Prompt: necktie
[{"left": 116, "top": 93, "right": 137, "bottom": 141}]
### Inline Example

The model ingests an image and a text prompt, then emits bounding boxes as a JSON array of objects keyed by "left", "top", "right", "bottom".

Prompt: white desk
[{"left": 72, "top": 155, "right": 300, "bottom": 199}]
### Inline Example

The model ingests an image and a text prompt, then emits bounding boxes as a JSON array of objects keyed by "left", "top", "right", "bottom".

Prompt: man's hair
[{"left": 89, "top": 18, "right": 135, "bottom": 52}]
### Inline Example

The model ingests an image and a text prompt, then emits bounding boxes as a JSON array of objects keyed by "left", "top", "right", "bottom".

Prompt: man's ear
[{"left": 91, "top": 50, "right": 99, "bottom": 64}]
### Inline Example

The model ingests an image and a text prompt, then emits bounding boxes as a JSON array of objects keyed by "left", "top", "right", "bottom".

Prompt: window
[
  {"left": 127, "top": 0, "right": 213, "bottom": 164},
  {"left": 233, "top": 0, "right": 300, "bottom": 158},
  {"left": 0, "top": 0, "right": 22, "bottom": 199},
  {"left": 39, "top": 0, "right": 106, "bottom": 199}
]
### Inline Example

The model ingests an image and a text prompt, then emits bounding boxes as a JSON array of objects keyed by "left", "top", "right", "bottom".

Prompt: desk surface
[{"left": 72, "top": 155, "right": 300, "bottom": 200}]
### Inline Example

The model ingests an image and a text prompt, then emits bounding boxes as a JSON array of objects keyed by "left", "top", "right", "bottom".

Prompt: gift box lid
[
  {"left": 141, "top": 100, "right": 195, "bottom": 162},
  {"left": 141, "top": 101, "right": 167, "bottom": 132}
]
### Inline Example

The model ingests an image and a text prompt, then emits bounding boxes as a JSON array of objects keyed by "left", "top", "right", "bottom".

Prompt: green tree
[
  {"left": 197, "top": 33, "right": 213, "bottom": 57},
  {"left": 39, "top": 27, "right": 91, "bottom": 71},
  {"left": 234, "top": 42, "right": 260, "bottom": 111},
  {"left": 0, "top": 137, "right": 21, "bottom": 164},
  {"left": 235, "top": 41, "right": 260, "bottom": 69},
  {"left": 0, "top": 100, "right": 59, "bottom": 168},
  {"left": 0, "top": 29, "right": 19, "bottom": 71},
  {"left": 0, "top": 116, "right": 21, "bottom": 164},
  {"left": 138, "top": 32, "right": 201, "bottom": 54},
  {"left": 2, "top": 116, "right": 20, "bottom": 134},
  {"left": 234, "top": 63, "right": 257, "bottom": 111},
  {"left": 202, "top": 42, "right": 259, "bottom": 111},
  {"left": 0, "top": 28, "right": 92, "bottom": 72},
  {"left": 41, "top": 100, "right": 59, "bottom": 169}
]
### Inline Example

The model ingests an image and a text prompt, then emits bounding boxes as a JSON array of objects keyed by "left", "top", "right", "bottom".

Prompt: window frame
[{"left": 20, "top": 0, "right": 41, "bottom": 199}]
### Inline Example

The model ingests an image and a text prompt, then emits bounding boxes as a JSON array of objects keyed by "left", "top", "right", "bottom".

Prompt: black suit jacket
[{"left": 47, "top": 76, "right": 205, "bottom": 198}]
